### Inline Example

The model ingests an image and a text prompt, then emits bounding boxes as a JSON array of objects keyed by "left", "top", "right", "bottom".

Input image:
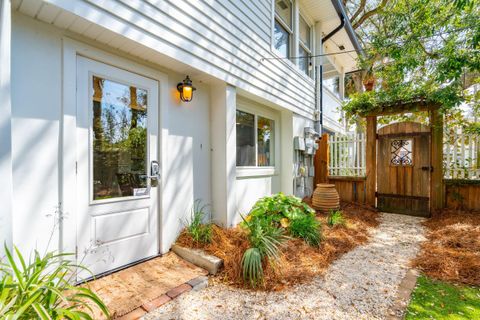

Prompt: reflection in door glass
[{"left": 92, "top": 76, "right": 148, "bottom": 200}]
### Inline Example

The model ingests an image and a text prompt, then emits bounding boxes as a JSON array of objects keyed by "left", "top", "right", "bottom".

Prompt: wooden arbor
[{"left": 364, "top": 101, "right": 444, "bottom": 215}]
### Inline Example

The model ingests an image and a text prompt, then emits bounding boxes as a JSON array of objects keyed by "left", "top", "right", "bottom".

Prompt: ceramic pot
[{"left": 312, "top": 183, "right": 340, "bottom": 212}]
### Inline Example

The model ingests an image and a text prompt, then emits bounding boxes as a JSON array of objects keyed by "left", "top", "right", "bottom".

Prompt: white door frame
[{"left": 61, "top": 38, "right": 170, "bottom": 264}]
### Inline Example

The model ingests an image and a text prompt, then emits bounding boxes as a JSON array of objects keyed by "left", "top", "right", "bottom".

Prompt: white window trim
[
  {"left": 270, "top": 0, "right": 316, "bottom": 83},
  {"left": 298, "top": 12, "right": 313, "bottom": 77},
  {"left": 236, "top": 98, "right": 280, "bottom": 178}
]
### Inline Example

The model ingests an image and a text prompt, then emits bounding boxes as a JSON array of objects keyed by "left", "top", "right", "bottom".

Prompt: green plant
[
  {"left": 288, "top": 215, "right": 322, "bottom": 247},
  {"left": 0, "top": 245, "right": 109, "bottom": 319},
  {"left": 241, "top": 248, "right": 263, "bottom": 288},
  {"left": 244, "top": 193, "right": 315, "bottom": 228},
  {"left": 185, "top": 200, "right": 212, "bottom": 244},
  {"left": 327, "top": 210, "right": 346, "bottom": 227},
  {"left": 241, "top": 217, "right": 287, "bottom": 288}
]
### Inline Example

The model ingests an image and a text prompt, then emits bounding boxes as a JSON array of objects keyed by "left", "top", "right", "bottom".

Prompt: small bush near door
[{"left": 0, "top": 245, "right": 109, "bottom": 319}]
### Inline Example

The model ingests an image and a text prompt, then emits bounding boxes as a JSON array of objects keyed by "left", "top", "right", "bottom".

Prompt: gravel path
[{"left": 144, "top": 213, "right": 426, "bottom": 320}]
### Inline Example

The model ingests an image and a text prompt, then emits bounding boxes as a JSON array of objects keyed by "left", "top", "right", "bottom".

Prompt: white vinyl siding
[{"left": 34, "top": 0, "right": 316, "bottom": 118}]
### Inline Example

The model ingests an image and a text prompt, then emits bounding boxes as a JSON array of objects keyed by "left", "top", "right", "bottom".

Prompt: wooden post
[
  {"left": 314, "top": 133, "right": 329, "bottom": 185},
  {"left": 365, "top": 116, "right": 377, "bottom": 207},
  {"left": 430, "top": 108, "right": 444, "bottom": 212}
]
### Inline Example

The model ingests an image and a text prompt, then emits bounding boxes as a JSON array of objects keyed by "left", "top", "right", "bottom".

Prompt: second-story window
[
  {"left": 273, "top": 0, "right": 293, "bottom": 58},
  {"left": 298, "top": 15, "right": 312, "bottom": 76}
]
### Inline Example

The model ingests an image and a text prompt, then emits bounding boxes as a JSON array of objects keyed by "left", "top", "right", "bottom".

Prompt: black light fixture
[{"left": 177, "top": 75, "right": 196, "bottom": 102}]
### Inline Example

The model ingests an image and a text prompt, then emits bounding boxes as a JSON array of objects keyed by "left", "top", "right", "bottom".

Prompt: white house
[{"left": 0, "top": 0, "right": 360, "bottom": 278}]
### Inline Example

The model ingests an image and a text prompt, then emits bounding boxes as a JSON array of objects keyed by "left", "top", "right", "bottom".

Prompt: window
[
  {"left": 298, "top": 15, "right": 312, "bottom": 75},
  {"left": 273, "top": 0, "right": 293, "bottom": 59},
  {"left": 323, "top": 76, "right": 340, "bottom": 98},
  {"left": 236, "top": 110, "right": 275, "bottom": 167},
  {"left": 391, "top": 139, "right": 413, "bottom": 166},
  {"left": 91, "top": 76, "right": 148, "bottom": 200}
]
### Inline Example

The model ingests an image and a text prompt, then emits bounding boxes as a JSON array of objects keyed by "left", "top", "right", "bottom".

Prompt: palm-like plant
[
  {"left": 0, "top": 245, "right": 109, "bottom": 319},
  {"left": 241, "top": 218, "right": 287, "bottom": 288}
]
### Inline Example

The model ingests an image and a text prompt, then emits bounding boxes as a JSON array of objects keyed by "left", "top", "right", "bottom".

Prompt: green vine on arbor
[{"left": 342, "top": 0, "right": 480, "bottom": 123}]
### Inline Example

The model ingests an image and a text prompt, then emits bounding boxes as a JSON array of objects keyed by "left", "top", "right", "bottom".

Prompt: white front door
[{"left": 76, "top": 56, "right": 159, "bottom": 279}]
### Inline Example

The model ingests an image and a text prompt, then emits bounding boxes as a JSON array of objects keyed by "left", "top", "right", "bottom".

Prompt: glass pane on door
[{"left": 92, "top": 75, "right": 148, "bottom": 200}]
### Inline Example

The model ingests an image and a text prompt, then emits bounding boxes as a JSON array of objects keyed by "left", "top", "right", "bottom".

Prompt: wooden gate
[{"left": 376, "top": 122, "right": 431, "bottom": 216}]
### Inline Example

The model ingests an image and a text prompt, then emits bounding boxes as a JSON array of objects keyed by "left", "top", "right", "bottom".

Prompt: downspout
[{"left": 314, "top": 12, "right": 345, "bottom": 135}]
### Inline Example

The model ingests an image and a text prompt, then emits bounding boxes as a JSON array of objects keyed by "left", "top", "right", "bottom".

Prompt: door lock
[{"left": 149, "top": 161, "right": 160, "bottom": 178}]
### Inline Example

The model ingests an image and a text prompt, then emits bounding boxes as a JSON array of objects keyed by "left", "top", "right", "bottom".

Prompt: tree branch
[
  {"left": 350, "top": 0, "right": 367, "bottom": 23},
  {"left": 352, "top": 0, "right": 389, "bottom": 30}
]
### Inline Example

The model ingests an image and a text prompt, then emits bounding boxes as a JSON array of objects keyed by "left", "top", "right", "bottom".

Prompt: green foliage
[
  {"left": 241, "top": 216, "right": 287, "bottom": 288},
  {"left": 288, "top": 215, "right": 322, "bottom": 247},
  {"left": 185, "top": 200, "right": 212, "bottom": 244},
  {"left": 241, "top": 248, "right": 263, "bottom": 288},
  {"left": 405, "top": 276, "right": 480, "bottom": 319},
  {"left": 343, "top": 0, "right": 480, "bottom": 122},
  {"left": 245, "top": 193, "right": 315, "bottom": 226},
  {"left": 240, "top": 193, "right": 324, "bottom": 287},
  {"left": 464, "top": 122, "right": 480, "bottom": 134},
  {"left": 0, "top": 245, "right": 109, "bottom": 319},
  {"left": 243, "top": 193, "right": 322, "bottom": 247},
  {"left": 327, "top": 210, "right": 346, "bottom": 227}
]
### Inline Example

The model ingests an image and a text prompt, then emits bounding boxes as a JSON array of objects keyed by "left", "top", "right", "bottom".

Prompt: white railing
[
  {"left": 444, "top": 131, "right": 480, "bottom": 179},
  {"left": 328, "top": 133, "right": 366, "bottom": 177}
]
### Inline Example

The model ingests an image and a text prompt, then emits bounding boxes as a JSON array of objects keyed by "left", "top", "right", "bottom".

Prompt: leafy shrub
[
  {"left": 327, "top": 210, "right": 346, "bottom": 227},
  {"left": 288, "top": 215, "right": 322, "bottom": 247},
  {"left": 241, "top": 217, "right": 287, "bottom": 288},
  {"left": 244, "top": 193, "right": 322, "bottom": 247},
  {"left": 245, "top": 193, "right": 315, "bottom": 227},
  {"left": 186, "top": 200, "right": 212, "bottom": 244},
  {"left": 0, "top": 245, "right": 109, "bottom": 319}
]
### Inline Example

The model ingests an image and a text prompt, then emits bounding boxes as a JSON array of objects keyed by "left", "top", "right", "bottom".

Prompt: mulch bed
[
  {"left": 412, "top": 209, "right": 480, "bottom": 286},
  {"left": 176, "top": 202, "right": 379, "bottom": 291}
]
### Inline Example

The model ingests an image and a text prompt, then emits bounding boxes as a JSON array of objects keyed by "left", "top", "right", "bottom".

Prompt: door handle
[{"left": 421, "top": 166, "right": 433, "bottom": 172}]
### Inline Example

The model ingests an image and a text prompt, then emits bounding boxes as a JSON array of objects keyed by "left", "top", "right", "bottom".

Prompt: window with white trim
[
  {"left": 273, "top": 0, "right": 293, "bottom": 59},
  {"left": 236, "top": 110, "right": 275, "bottom": 167},
  {"left": 298, "top": 15, "right": 312, "bottom": 76}
]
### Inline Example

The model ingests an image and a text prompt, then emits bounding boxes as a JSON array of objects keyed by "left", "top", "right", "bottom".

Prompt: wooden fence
[
  {"left": 444, "top": 180, "right": 480, "bottom": 211},
  {"left": 315, "top": 130, "right": 480, "bottom": 211}
]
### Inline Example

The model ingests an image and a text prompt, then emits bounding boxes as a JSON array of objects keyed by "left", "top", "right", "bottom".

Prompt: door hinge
[
  {"left": 75, "top": 245, "right": 78, "bottom": 258},
  {"left": 75, "top": 161, "right": 78, "bottom": 175}
]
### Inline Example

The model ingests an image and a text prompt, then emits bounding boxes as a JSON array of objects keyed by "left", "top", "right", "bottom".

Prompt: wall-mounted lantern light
[{"left": 177, "top": 75, "right": 196, "bottom": 102}]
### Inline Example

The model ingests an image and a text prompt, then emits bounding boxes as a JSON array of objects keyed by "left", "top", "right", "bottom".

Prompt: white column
[
  {"left": 339, "top": 68, "right": 345, "bottom": 100},
  {"left": 280, "top": 110, "right": 294, "bottom": 195},
  {"left": 0, "top": 0, "right": 13, "bottom": 255},
  {"left": 314, "top": 22, "right": 323, "bottom": 66},
  {"left": 210, "top": 83, "right": 237, "bottom": 227}
]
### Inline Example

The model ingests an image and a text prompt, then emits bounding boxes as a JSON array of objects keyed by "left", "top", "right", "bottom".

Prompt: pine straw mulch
[
  {"left": 176, "top": 202, "right": 379, "bottom": 291},
  {"left": 412, "top": 208, "right": 480, "bottom": 286}
]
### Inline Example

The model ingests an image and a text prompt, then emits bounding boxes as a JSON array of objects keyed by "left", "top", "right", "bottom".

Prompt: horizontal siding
[{"left": 44, "top": 0, "right": 316, "bottom": 116}]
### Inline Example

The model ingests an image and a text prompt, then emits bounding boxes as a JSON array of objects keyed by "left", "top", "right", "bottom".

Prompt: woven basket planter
[{"left": 312, "top": 183, "right": 340, "bottom": 212}]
